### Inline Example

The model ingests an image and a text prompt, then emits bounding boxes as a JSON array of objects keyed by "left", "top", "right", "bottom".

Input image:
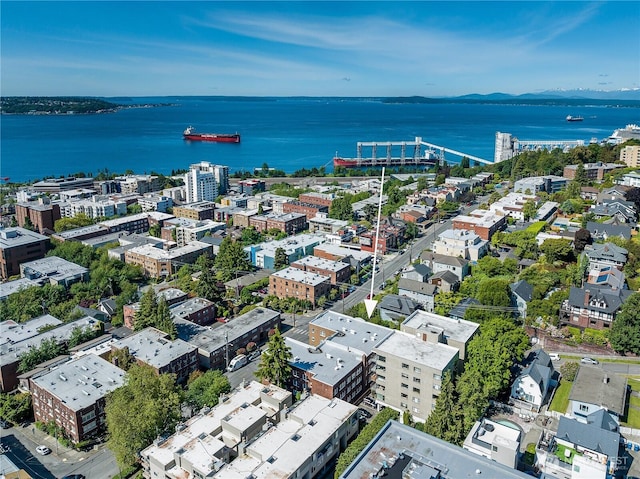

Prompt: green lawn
[
  {"left": 630, "top": 395, "right": 640, "bottom": 408},
  {"left": 623, "top": 407, "right": 640, "bottom": 428},
  {"left": 555, "top": 443, "right": 580, "bottom": 465},
  {"left": 627, "top": 378, "right": 640, "bottom": 391},
  {"left": 550, "top": 380, "right": 571, "bottom": 413}
]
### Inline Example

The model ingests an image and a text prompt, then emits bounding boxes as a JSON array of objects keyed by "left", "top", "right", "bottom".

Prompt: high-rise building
[
  {"left": 184, "top": 162, "right": 229, "bottom": 202},
  {"left": 621, "top": 145, "right": 640, "bottom": 168}
]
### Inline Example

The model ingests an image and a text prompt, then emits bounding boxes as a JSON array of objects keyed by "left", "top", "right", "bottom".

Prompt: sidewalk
[{"left": 15, "top": 423, "right": 90, "bottom": 462}]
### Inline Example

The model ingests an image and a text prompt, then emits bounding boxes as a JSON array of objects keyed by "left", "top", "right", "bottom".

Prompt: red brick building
[
  {"left": 269, "top": 267, "right": 331, "bottom": 306},
  {"left": 359, "top": 224, "right": 404, "bottom": 255},
  {"left": 15, "top": 201, "right": 61, "bottom": 234},
  {"left": 0, "top": 228, "right": 50, "bottom": 280},
  {"left": 298, "top": 193, "right": 335, "bottom": 209},
  {"left": 30, "top": 354, "right": 125, "bottom": 443},
  {"left": 290, "top": 256, "right": 351, "bottom": 285},
  {"left": 282, "top": 201, "right": 329, "bottom": 221}
]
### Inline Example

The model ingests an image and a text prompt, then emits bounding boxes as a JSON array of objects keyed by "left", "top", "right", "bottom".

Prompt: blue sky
[{"left": 1, "top": 1, "right": 639, "bottom": 97}]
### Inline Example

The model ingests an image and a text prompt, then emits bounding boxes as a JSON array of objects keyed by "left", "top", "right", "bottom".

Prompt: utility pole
[{"left": 225, "top": 330, "right": 229, "bottom": 368}]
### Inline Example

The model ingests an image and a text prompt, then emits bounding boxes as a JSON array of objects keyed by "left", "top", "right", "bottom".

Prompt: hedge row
[{"left": 334, "top": 408, "right": 399, "bottom": 478}]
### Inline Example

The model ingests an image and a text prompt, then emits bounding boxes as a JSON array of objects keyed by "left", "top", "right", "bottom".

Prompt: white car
[
  {"left": 580, "top": 357, "right": 599, "bottom": 365},
  {"left": 36, "top": 445, "right": 51, "bottom": 455}
]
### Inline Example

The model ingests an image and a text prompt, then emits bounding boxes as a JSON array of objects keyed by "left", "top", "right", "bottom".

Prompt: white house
[{"left": 510, "top": 349, "right": 554, "bottom": 412}]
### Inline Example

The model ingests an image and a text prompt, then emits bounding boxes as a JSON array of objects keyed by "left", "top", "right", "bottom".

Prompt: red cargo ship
[{"left": 183, "top": 126, "right": 240, "bottom": 143}]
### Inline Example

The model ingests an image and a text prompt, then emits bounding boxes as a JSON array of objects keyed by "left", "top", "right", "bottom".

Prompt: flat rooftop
[
  {"left": 0, "top": 277, "right": 41, "bottom": 300},
  {"left": 0, "top": 315, "right": 62, "bottom": 346},
  {"left": 340, "top": 420, "right": 531, "bottom": 479},
  {"left": 309, "top": 311, "right": 393, "bottom": 355},
  {"left": 0, "top": 227, "right": 48, "bottom": 248},
  {"left": 31, "top": 354, "right": 125, "bottom": 412},
  {"left": 20, "top": 256, "right": 88, "bottom": 283},
  {"left": 176, "top": 307, "right": 280, "bottom": 354},
  {"left": 401, "top": 310, "right": 479, "bottom": 344},
  {"left": 52, "top": 224, "right": 109, "bottom": 240},
  {"left": 111, "top": 327, "right": 196, "bottom": 369},
  {"left": 170, "top": 297, "right": 214, "bottom": 318},
  {"left": 247, "top": 233, "right": 326, "bottom": 257},
  {"left": 313, "top": 243, "right": 372, "bottom": 262},
  {"left": 374, "top": 331, "right": 459, "bottom": 371},
  {"left": 126, "top": 240, "right": 211, "bottom": 260},
  {"left": 286, "top": 337, "right": 363, "bottom": 387},
  {"left": 291, "top": 255, "right": 350, "bottom": 272},
  {"left": 100, "top": 212, "right": 174, "bottom": 228},
  {"left": 271, "top": 267, "right": 330, "bottom": 286}
]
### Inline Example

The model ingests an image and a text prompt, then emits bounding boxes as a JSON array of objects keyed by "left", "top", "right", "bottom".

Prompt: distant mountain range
[{"left": 451, "top": 88, "right": 640, "bottom": 101}]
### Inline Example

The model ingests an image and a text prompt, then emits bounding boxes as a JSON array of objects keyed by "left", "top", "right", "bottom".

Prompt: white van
[
  {"left": 549, "top": 353, "right": 560, "bottom": 361},
  {"left": 227, "top": 354, "right": 248, "bottom": 372}
]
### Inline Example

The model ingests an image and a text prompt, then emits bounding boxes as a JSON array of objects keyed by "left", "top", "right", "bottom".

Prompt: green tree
[
  {"left": 22, "top": 216, "right": 35, "bottom": 231},
  {"left": 197, "top": 265, "right": 222, "bottom": 303},
  {"left": 274, "top": 247, "right": 288, "bottom": 270},
  {"left": 54, "top": 213, "right": 94, "bottom": 233},
  {"left": 423, "top": 372, "right": 465, "bottom": 444},
  {"left": 522, "top": 200, "right": 538, "bottom": 221},
  {"left": 609, "top": 293, "right": 640, "bottom": 354},
  {"left": 127, "top": 203, "right": 142, "bottom": 215},
  {"left": 106, "top": 364, "right": 182, "bottom": 469},
  {"left": 540, "top": 238, "right": 574, "bottom": 264},
  {"left": 215, "top": 237, "right": 252, "bottom": 281},
  {"left": 18, "top": 337, "right": 64, "bottom": 373},
  {"left": 329, "top": 195, "right": 354, "bottom": 221},
  {"left": 149, "top": 223, "right": 161, "bottom": 237},
  {"left": 0, "top": 392, "right": 32, "bottom": 424},
  {"left": 560, "top": 361, "right": 580, "bottom": 381},
  {"left": 134, "top": 288, "right": 158, "bottom": 330},
  {"left": 185, "top": 370, "right": 231, "bottom": 409},
  {"left": 155, "top": 297, "right": 177, "bottom": 340},
  {"left": 255, "top": 328, "right": 292, "bottom": 388}
]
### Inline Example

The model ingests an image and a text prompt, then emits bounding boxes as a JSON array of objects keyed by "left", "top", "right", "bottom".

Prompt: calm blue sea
[{"left": 1, "top": 97, "right": 638, "bottom": 183}]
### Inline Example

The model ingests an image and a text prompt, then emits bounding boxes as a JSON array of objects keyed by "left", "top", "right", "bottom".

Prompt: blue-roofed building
[{"left": 510, "top": 279, "right": 534, "bottom": 319}]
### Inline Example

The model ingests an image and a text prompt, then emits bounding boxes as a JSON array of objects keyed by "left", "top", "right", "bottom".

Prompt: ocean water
[{"left": 1, "top": 97, "right": 638, "bottom": 183}]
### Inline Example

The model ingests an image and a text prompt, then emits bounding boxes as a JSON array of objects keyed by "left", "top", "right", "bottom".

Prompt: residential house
[
  {"left": 400, "top": 263, "right": 431, "bottom": 282},
  {"left": 397, "top": 279, "right": 437, "bottom": 312},
  {"left": 449, "top": 298, "right": 481, "bottom": 321},
  {"left": 427, "top": 270, "right": 460, "bottom": 293},
  {"left": 510, "top": 349, "right": 555, "bottom": 412},
  {"left": 560, "top": 284, "right": 633, "bottom": 330},
  {"left": 568, "top": 366, "right": 627, "bottom": 421},
  {"left": 587, "top": 266, "right": 626, "bottom": 290},
  {"left": 510, "top": 280, "right": 534, "bottom": 319},
  {"left": 586, "top": 221, "right": 632, "bottom": 241},
  {"left": 536, "top": 411, "right": 621, "bottom": 479},
  {"left": 590, "top": 199, "right": 637, "bottom": 223},
  {"left": 584, "top": 242, "right": 628, "bottom": 271},
  {"left": 421, "top": 251, "right": 470, "bottom": 282},
  {"left": 378, "top": 295, "right": 420, "bottom": 323}
]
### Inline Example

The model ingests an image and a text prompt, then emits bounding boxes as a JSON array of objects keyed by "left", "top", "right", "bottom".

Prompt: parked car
[
  {"left": 581, "top": 357, "right": 599, "bottom": 365},
  {"left": 62, "top": 475, "right": 86, "bottom": 479},
  {"left": 549, "top": 353, "right": 560, "bottom": 361},
  {"left": 227, "top": 354, "right": 248, "bottom": 372},
  {"left": 0, "top": 419, "right": 10, "bottom": 429},
  {"left": 36, "top": 445, "right": 51, "bottom": 455},
  {"left": 247, "top": 349, "right": 262, "bottom": 361},
  {"left": 357, "top": 408, "right": 372, "bottom": 420}
]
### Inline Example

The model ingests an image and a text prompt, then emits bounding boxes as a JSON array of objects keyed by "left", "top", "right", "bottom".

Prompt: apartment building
[
  {"left": 0, "top": 227, "right": 50, "bottom": 280},
  {"left": 170, "top": 297, "right": 216, "bottom": 326},
  {"left": 124, "top": 241, "right": 212, "bottom": 279},
  {"left": 238, "top": 178, "right": 265, "bottom": 195},
  {"left": 621, "top": 145, "right": 640, "bottom": 168},
  {"left": 32, "top": 177, "right": 95, "bottom": 193},
  {"left": 290, "top": 255, "right": 351, "bottom": 285},
  {"left": 269, "top": 267, "right": 331, "bottom": 306},
  {"left": 245, "top": 233, "right": 326, "bottom": 269},
  {"left": 20, "top": 256, "right": 89, "bottom": 289},
  {"left": 432, "top": 228, "right": 488, "bottom": 262},
  {"left": 282, "top": 201, "right": 329, "bottom": 221},
  {"left": 99, "top": 212, "right": 174, "bottom": 235},
  {"left": 248, "top": 212, "right": 307, "bottom": 235},
  {"left": 373, "top": 331, "right": 458, "bottom": 422},
  {"left": 175, "top": 219, "right": 225, "bottom": 247},
  {"left": 298, "top": 192, "right": 335, "bottom": 208},
  {"left": 141, "top": 380, "right": 358, "bottom": 479},
  {"left": 340, "top": 421, "right": 531, "bottom": 479},
  {"left": 452, "top": 209, "right": 506, "bottom": 241},
  {"left": 138, "top": 194, "right": 173, "bottom": 213},
  {"left": 308, "top": 212, "right": 348, "bottom": 234},
  {"left": 563, "top": 162, "right": 623, "bottom": 182},
  {"left": 0, "top": 316, "right": 100, "bottom": 392},
  {"left": 15, "top": 200, "right": 61, "bottom": 234},
  {"left": 58, "top": 197, "right": 127, "bottom": 219},
  {"left": 232, "top": 209, "right": 259, "bottom": 228},
  {"left": 30, "top": 354, "right": 125, "bottom": 443},
  {"left": 173, "top": 201, "right": 216, "bottom": 221},
  {"left": 513, "top": 175, "right": 568, "bottom": 194},
  {"left": 113, "top": 174, "right": 161, "bottom": 194},
  {"left": 110, "top": 327, "right": 198, "bottom": 384},
  {"left": 175, "top": 307, "right": 281, "bottom": 370},
  {"left": 463, "top": 418, "right": 521, "bottom": 469},
  {"left": 51, "top": 224, "right": 111, "bottom": 243}
]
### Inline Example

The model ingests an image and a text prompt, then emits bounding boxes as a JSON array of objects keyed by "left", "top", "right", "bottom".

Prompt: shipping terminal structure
[
  {"left": 183, "top": 126, "right": 240, "bottom": 143},
  {"left": 333, "top": 137, "right": 492, "bottom": 169}
]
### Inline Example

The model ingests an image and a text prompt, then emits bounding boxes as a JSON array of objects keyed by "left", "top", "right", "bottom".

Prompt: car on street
[
  {"left": 247, "top": 349, "right": 262, "bottom": 361},
  {"left": 62, "top": 475, "right": 86, "bottom": 479},
  {"left": 36, "top": 445, "right": 51, "bottom": 455},
  {"left": 549, "top": 353, "right": 560, "bottom": 361},
  {"left": 581, "top": 357, "right": 599, "bottom": 365},
  {"left": 0, "top": 419, "right": 10, "bottom": 429}
]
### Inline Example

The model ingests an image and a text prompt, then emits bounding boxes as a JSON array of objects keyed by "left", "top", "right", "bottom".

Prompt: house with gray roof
[
  {"left": 536, "top": 411, "right": 620, "bottom": 479},
  {"left": 378, "top": 294, "right": 420, "bottom": 323},
  {"left": 584, "top": 242, "right": 628, "bottom": 271},
  {"left": 510, "top": 279, "right": 534, "bottom": 319},
  {"left": 428, "top": 270, "right": 460, "bottom": 292},
  {"left": 449, "top": 297, "right": 481, "bottom": 321},
  {"left": 397, "top": 278, "right": 438, "bottom": 312},
  {"left": 568, "top": 366, "right": 627, "bottom": 420},
  {"left": 510, "top": 349, "right": 555, "bottom": 412},
  {"left": 586, "top": 221, "right": 632, "bottom": 241},
  {"left": 560, "top": 283, "right": 633, "bottom": 330},
  {"left": 420, "top": 251, "right": 470, "bottom": 281},
  {"left": 400, "top": 263, "right": 431, "bottom": 282},
  {"left": 587, "top": 265, "right": 626, "bottom": 290}
]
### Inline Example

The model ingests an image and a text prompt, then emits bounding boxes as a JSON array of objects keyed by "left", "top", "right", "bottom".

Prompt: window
[
  {"left": 413, "top": 387, "right": 420, "bottom": 393},
  {"left": 433, "top": 374, "right": 441, "bottom": 381},
  {"left": 579, "top": 404, "right": 589, "bottom": 412},
  {"left": 413, "top": 377, "right": 421, "bottom": 384},
  {"left": 401, "top": 393, "right": 408, "bottom": 398},
  {"left": 413, "top": 397, "right": 420, "bottom": 403},
  {"left": 378, "top": 355, "right": 386, "bottom": 362},
  {"left": 401, "top": 373, "right": 409, "bottom": 379},
  {"left": 378, "top": 375, "right": 385, "bottom": 381},
  {"left": 414, "top": 367, "right": 421, "bottom": 373},
  {"left": 401, "top": 383, "right": 408, "bottom": 389},
  {"left": 400, "top": 402, "right": 407, "bottom": 408},
  {"left": 433, "top": 384, "right": 441, "bottom": 391},
  {"left": 402, "top": 363, "right": 409, "bottom": 369},
  {"left": 412, "top": 407, "right": 420, "bottom": 414}
]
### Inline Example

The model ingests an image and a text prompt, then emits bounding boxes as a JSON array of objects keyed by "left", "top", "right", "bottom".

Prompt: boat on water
[
  {"left": 608, "top": 124, "right": 640, "bottom": 144},
  {"left": 183, "top": 126, "right": 240, "bottom": 143},
  {"left": 566, "top": 115, "right": 584, "bottom": 122}
]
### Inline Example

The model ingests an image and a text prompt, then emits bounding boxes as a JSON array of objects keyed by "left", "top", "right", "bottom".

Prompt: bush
[
  {"left": 582, "top": 328, "right": 608, "bottom": 347},
  {"left": 246, "top": 342, "right": 257, "bottom": 352},
  {"left": 334, "top": 408, "right": 399, "bottom": 478},
  {"left": 236, "top": 348, "right": 247, "bottom": 356},
  {"left": 560, "top": 361, "right": 580, "bottom": 382}
]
